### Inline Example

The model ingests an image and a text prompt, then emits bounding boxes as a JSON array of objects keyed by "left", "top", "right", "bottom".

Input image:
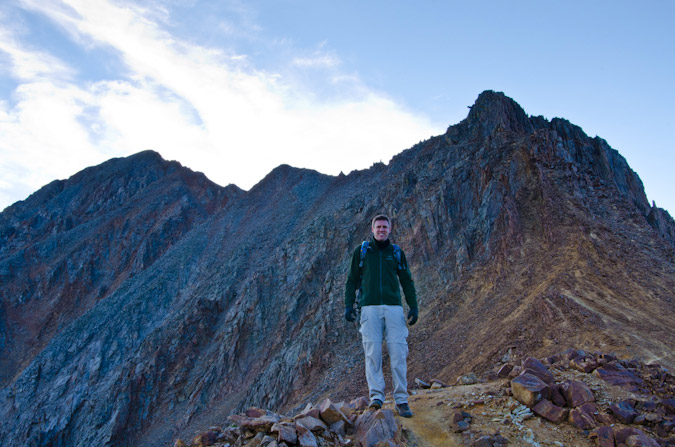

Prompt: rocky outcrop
[{"left": 1, "top": 91, "right": 674, "bottom": 447}]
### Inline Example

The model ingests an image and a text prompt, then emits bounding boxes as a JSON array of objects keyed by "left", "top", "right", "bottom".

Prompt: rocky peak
[{"left": 447, "top": 90, "right": 533, "bottom": 140}]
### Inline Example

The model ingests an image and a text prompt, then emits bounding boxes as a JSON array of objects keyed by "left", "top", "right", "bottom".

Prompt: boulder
[
  {"left": 550, "top": 384, "right": 567, "bottom": 407},
  {"left": 522, "top": 357, "right": 555, "bottom": 384},
  {"left": 610, "top": 400, "right": 638, "bottom": 424},
  {"left": 589, "top": 426, "right": 614, "bottom": 447},
  {"left": 415, "top": 378, "right": 431, "bottom": 388},
  {"left": 497, "top": 364, "right": 514, "bottom": 378},
  {"left": 626, "top": 433, "right": 661, "bottom": 447},
  {"left": 271, "top": 422, "right": 297, "bottom": 445},
  {"left": 594, "top": 361, "right": 643, "bottom": 391},
  {"left": 295, "top": 416, "right": 328, "bottom": 433},
  {"left": 318, "top": 399, "right": 347, "bottom": 425},
  {"left": 353, "top": 409, "right": 403, "bottom": 447},
  {"left": 511, "top": 373, "right": 550, "bottom": 407},
  {"left": 564, "top": 380, "right": 595, "bottom": 407},
  {"left": 570, "top": 357, "right": 599, "bottom": 373},
  {"left": 569, "top": 402, "right": 598, "bottom": 430},
  {"left": 457, "top": 373, "right": 478, "bottom": 385},
  {"left": 532, "top": 399, "right": 568, "bottom": 424},
  {"left": 296, "top": 425, "right": 318, "bottom": 447}
]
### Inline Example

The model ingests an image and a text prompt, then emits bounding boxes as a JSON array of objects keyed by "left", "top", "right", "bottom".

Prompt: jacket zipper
[{"left": 379, "top": 249, "right": 383, "bottom": 304}]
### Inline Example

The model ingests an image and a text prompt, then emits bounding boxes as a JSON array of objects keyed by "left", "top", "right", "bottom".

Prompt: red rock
[
  {"left": 569, "top": 402, "right": 598, "bottom": 430},
  {"left": 594, "top": 362, "right": 643, "bottom": 391},
  {"left": 353, "top": 409, "right": 402, "bottom": 447},
  {"left": 589, "top": 426, "right": 614, "bottom": 447},
  {"left": 295, "top": 404, "right": 321, "bottom": 421},
  {"left": 318, "top": 398, "right": 347, "bottom": 425},
  {"left": 570, "top": 357, "right": 599, "bottom": 373},
  {"left": 565, "top": 380, "right": 595, "bottom": 407},
  {"left": 522, "top": 357, "right": 555, "bottom": 384},
  {"left": 295, "top": 416, "right": 328, "bottom": 433},
  {"left": 532, "top": 399, "right": 568, "bottom": 424},
  {"left": 245, "top": 407, "right": 266, "bottom": 418},
  {"left": 626, "top": 433, "right": 661, "bottom": 447},
  {"left": 296, "top": 425, "right": 318, "bottom": 447},
  {"left": 511, "top": 373, "right": 550, "bottom": 407},
  {"left": 350, "top": 396, "right": 370, "bottom": 412},
  {"left": 550, "top": 384, "right": 567, "bottom": 408},
  {"left": 614, "top": 427, "right": 646, "bottom": 444},
  {"left": 497, "top": 364, "right": 514, "bottom": 378},
  {"left": 610, "top": 399, "right": 637, "bottom": 424},
  {"left": 271, "top": 423, "right": 297, "bottom": 445}
]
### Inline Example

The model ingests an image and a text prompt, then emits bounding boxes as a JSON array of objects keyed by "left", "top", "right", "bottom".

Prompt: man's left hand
[{"left": 408, "top": 307, "right": 418, "bottom": 325}]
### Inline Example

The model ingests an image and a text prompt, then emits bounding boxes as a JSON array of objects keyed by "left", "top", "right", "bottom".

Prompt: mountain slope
[{"left": 0, "top": 91, "right": 673, "bottom": 447}]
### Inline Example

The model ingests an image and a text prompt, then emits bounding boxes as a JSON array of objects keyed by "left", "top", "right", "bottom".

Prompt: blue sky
[{"left": 1, "top": 1, "right": 673, "bottom": 217}]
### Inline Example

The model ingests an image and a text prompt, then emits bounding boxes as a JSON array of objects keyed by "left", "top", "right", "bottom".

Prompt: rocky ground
[{"left": 173, "top": 349, "right": 674, "bottom": 447}]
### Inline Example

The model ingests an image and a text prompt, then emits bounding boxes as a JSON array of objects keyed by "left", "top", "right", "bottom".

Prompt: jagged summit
[
  {"left": 1, "top": 92, "right": 674, "bottom": 447},
  {"left": 447, "top": 90, "right": 533, "bottom": 140}
]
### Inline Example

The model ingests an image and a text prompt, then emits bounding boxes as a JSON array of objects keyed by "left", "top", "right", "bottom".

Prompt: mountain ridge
[{"left": 1, "top": 90, "right": 673, "bottom": 447}]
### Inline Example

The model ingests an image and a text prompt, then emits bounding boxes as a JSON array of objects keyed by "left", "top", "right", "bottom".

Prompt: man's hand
[
  {"left": 408, "top": 307, "right": 418, "bottom": 325},
  {"left": 345, "top": 307, "right": 357, "bottom": 322}
]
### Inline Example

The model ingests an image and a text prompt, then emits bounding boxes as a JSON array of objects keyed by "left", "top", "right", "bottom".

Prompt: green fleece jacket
[{"left": 344, "top": 238, "right": 418, "bottom": 310}]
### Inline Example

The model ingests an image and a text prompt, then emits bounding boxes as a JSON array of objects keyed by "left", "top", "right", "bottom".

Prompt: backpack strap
[
  {"left": 392, "top": 244, "right": 404, "bottom": 271},
  {"left": 358, "top": 240, "right": 369, "bottom": 268}
]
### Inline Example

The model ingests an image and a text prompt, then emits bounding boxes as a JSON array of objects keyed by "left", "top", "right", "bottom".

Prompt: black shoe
[
  {"left": 369, "top": 399, "right": 383, "bottom": 410},
  {"left": 396, "top": 402, "right": 413, "bottom": 418}
]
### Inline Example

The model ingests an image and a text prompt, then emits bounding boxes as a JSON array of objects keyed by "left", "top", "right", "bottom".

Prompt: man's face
[{"left": 372, "top": 219, "right": 391, "bottom": 242}]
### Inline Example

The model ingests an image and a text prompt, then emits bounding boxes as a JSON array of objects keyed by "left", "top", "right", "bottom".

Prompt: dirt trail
[{"left": 388, "top": 381, "right": 595, "bottom": 447}]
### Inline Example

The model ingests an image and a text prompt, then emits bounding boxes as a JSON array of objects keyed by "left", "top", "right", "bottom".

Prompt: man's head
[{"left": 371, "top": 215, "right": 391, "bottom": 242}]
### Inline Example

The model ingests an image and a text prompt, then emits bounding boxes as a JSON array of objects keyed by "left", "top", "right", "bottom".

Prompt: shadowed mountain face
[{"left": 1, "top": 91, "right": 673, "bottom": 447}]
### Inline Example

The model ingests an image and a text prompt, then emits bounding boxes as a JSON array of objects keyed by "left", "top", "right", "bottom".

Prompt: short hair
[{"left": 371, "top": 214, "right": 391, "bottom": 227}]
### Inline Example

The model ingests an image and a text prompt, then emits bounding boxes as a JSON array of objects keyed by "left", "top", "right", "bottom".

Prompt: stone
[
  {"left": 350, "top": 396, "right": 370, "bottom": 412},
  {"left": 522, "top": 357, "right": 555, "bottom": 384},
  {"left": 295, "top": 416, "right": 328, "bottom": 433},
  {"left": 353, "top": 409, "right": 402, "bottom": 447},
  {"left": 615, "top": 427, "right": 648, "bottom": 445},
  {"left": 318, "top": 398, "right": 347, "bottom": 425},
  {"left": 415, "top": 378, "right": 431, "bottom": 388},
  {"left": 329, "top": 420, "right": 346, "bottom": 437},
  {"left": 626, "top": 433, "right": 661, "bottom": 447},
  {"left": 497, "top": 364, "right": 514, "bottom": 378},
  {"left": 569, "top": 402, "right": 599, "bottom": 430},
  {"left": 190, "top": 429, "right": 218, "bottom": 446},
  {"left": 295, "top": 404, "right": 321, "bottom": 421},
  {"left": 457, "top": 373, "right": 478, "bottom": 385},
  {"left": 246, "top": 407, "right": 267, "bottom": 418},
  {"left": 511, "top": 373, "right": 550, "bottom": 407},
  {"left": 609, "top": 400, "right": 638, "bottom": 424},
  {"left": 564, "top": 380, "right": 595, "bottom": 407},
  {"left": 589, "top": 426, "right": 614, "bottom": 447},
  {"left": 570, "top": 357, "right": 599, "bottom": 373},
  {"left": 532, "top": 399, "right": 568, "bottom": 424},
  {"left": 173, "top": 440, "right": 187, "bottom": 447},
  {"left": 594, "top": 362, "right": 643, "bottom": 391},
  {"left": 271, "top": 423, "right": 297, "bottom": 445},
  {"left": 296, "top": 425, "right": 318, "bottom": 447},
  {"left": 550, "top": 384, "right": 567, "bottom": 408}
]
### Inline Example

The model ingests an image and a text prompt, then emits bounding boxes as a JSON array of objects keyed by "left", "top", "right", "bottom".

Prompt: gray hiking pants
[{"left": 359, "top": 305, "right": 409, "bottom": 404}]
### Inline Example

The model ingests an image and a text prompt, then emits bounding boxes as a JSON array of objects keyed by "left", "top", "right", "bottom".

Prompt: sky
[{"left": 1, "top": 1, "right": 673, "bottom": 216}]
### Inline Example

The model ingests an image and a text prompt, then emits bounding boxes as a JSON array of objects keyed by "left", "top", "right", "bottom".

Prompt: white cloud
[{"left": 0, "top": 0, "right": 439, "bottom": 210}]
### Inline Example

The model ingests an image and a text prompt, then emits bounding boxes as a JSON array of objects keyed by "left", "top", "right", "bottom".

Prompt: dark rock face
[{"left": 1, "top": 91, "right": 674, "bottom": 447}]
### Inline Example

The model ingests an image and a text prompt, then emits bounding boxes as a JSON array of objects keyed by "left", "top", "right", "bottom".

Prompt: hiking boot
[
  {"left": 396, "top": 402, "right": 413, "bottom": 418},
  {"left": 369, "top": 399, "right": 383, "bottom": 410}
]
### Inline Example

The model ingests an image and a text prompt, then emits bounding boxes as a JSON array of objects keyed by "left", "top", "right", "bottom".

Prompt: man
[{"left": 344, "top": 214, "right": 418, "bottom": 418}]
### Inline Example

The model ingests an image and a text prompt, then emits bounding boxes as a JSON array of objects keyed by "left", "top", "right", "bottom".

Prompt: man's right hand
[{"left": 345, "top": 307, "right": 357, "bottom": 322}]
